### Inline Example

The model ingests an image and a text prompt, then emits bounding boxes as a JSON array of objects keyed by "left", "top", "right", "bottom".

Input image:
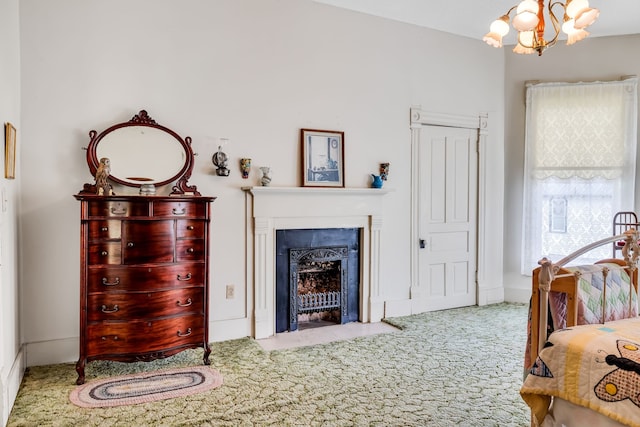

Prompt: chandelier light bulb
[
  {"left": 566, "top": 0, "right": 587, "bottom": 18},
  {"left": 567, "top": 28, "right": 589, "bottom": 45},
  {"left": 512, "top": 0, "right": 540, "bottom": 31},
  {"left": 483, "top": 15, "right": 510, "bottom": 48},
  {"left": 574, "top": 7, "right": 599, "bottom": 29},
  {"left": 513, "top": 31, "right": 536, "bottom": 54},
  {"left": 483, "top": 32, "right": 503, "bottom": 48},
  {"left": 562, "top": 17, "right": 589, "bottom": 45},
  {"left": 562, "top": 18, "right": 577, "bottom": 34},
  {"left": 490, "top": 15, "right": 511, "bottom": 36}
]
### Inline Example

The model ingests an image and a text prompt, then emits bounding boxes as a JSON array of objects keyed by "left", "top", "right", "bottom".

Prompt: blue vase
[{"left": 371, "top": 174, "right": 383, "bottom": 189}]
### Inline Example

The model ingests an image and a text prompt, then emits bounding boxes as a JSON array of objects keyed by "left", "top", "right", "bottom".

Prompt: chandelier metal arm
[{"left": 542, "top": 1, "right": 565, "bottom": 49}]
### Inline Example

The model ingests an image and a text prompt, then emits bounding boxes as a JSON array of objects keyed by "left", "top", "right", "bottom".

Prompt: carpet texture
[
  {"left": 69, "top": 366, "right": 223, "bottom": 408},
  {"left": 7, "top": 303, "right": 530, "bottom": 426}
]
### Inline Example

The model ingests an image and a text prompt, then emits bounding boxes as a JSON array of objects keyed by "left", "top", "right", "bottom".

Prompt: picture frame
[
  {"left": 5, "top": 122, "right": 16, "bottom": 180},
  {"left": 301, "top": 128, "right": 344, "bottom": 187}
]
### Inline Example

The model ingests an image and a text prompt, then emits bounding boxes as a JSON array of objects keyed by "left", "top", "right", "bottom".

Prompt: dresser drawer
[
  {"left": 177, "top": 220, "right": 205, "bottom": 239},
  {"left": 87, "top": 263, "right": 205, "bottom": 292},
  {"left": 176, "top": 239, "right": 206, "bottom": 261},
  {"left": 122, "top": 220, "right": 175, "bottom": 264},
  {"left": 153, "top": 201, "right": 205, "bottom": 218},
  {"left": 88, "top": 242, "right": 122, "bottom": 265},
  {"left": 86, "top": 315, "right": 205, "bottom": 357},
  {"left": 88, "top": 201, "right": 149, "bottom": 218},
  {"left": 88, "top": 220, "right": 122, "bottom": 240},
  {"left": 87, "top": 287, "right": 204, "bottom": 322}
]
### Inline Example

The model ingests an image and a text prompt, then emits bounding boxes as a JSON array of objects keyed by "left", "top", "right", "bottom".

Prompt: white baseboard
[
  {"left": 478, "top": 284, "right": 505, "bottom": 306},
  {"left": 503, "top": 272, "right": 531, "bottom": 304},
  {"left": 26, "top": 337, "right": 78, "bottom": 367},
  {"left": 384, "top": 298, "right": 413, "bottom": 318},
  {"left": 504, "top": 286, "right": 531, "bottom": 304},
  {"left": 209, "top": 317, "right": 251, "bottom": 342},
  {"left": 2, "top": 345, "right": 26, "bottom": 427}
]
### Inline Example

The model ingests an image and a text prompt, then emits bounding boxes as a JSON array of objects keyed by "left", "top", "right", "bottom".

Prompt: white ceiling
[{"left": 313, "top": 0, "right": 640, "bottom": 42}]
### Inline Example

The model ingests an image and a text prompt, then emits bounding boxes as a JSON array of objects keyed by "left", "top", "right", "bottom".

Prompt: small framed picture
[
  {"left": 5, "top": 122, "right": 16, "bottom": 179},
  {"left": 301, "top": 129, "right": 344, "bottom": 187}
]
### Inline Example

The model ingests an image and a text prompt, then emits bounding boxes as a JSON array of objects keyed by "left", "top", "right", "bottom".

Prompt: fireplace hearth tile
[{"left": 255, "top": 321, "right": 399, "bottom": 351}]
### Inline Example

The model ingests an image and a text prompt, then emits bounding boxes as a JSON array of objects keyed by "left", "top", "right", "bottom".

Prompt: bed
[{"left": 521, "top": 230, "right": 640, "bottom": 427}]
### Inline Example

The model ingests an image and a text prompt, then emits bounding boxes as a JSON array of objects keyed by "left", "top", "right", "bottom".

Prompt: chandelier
[{"left": 483, "top": 0, "right": 600, "bottom": 56}]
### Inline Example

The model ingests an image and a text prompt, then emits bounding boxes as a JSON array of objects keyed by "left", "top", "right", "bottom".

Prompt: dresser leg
[
  {"left": 203, "top": 344, "right": 211, "bottom": 365},
  {"left": 75, "top": 360, "right": 86, "bottom": 385}
]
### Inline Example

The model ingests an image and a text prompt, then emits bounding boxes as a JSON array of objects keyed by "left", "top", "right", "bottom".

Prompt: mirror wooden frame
[{"left": 80, "top": 110, "right": 199, "bottom": 196}]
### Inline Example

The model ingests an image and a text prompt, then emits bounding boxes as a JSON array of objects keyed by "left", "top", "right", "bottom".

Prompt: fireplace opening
[
  {"left": 275, "top": 228, "right": 360, "bottom": 333},
  {"left": 290, "top": 247, "right": 348, "bottom": 331}
]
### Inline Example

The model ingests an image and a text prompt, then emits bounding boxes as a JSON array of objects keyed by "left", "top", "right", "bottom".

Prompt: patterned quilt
[
  {"left": 521, "top": 317, "right": 640, "bottom": 427},
  {"left": 549, "top": 263, "right": 638, "bottom": 330}
]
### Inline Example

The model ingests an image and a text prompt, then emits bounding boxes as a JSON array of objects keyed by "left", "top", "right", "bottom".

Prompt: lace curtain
[{"left": 521, "top": 78, "right": 638, "bottom": 274}]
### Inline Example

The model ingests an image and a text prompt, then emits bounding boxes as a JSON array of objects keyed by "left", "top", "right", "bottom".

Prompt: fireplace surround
[
  {"left": 243, "top": 186, "right": 390, "bottom": 339},
  {"left": 276, "top": 228, "right": 360, "bottom": 332}
]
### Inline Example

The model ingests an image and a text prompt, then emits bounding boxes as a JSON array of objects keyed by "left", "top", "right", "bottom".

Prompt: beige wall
[
  {"left": 17, "top": 0, "right": 505, "bottom": 366},
  {"left": 503, "top": 34, "right": 640, "bottom": 301}
]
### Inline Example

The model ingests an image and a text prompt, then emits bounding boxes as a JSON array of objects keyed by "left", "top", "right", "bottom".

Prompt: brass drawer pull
[
  {"left": 186, "top": 225, "right": 194, "bottom": 230},
  {"left": 177, "top": 298, "right": 192, "bottom": 307},
  {"left": 177, "top": 328, "right": 192, "bottom": 337},
  {"left": 111, "top": 206, "right": 127, "bottom": 216},
  {"left": 101, "top": 304, "right": 119, "bottom": 313},
  {"left": 172, "top": 207, "right": 186, "bottom": 216},
  {"left": 186, "top": 247, "right": 194, "bottom": 254},
  {"left": 102, "top": 277, "right": 120, "bottom": 286},
  {"left": 101, "top": 335, "right": 119, "bottom": 341},
  {"left": 100, "top": 250, "right": 108, "bottom": 257},
  {"left": 177, "top": 273, "right": 192, "bottom": 281},
  {"left": 100, "top": 226, "right": 108, "bottom": 232},
  {"left": 127, "top": 242, "right": 134, "bottom": 248}
]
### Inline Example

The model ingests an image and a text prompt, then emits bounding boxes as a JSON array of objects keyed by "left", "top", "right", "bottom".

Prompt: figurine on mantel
[{"left": 95, "top": 157, "right": 114, "bottom": 196}]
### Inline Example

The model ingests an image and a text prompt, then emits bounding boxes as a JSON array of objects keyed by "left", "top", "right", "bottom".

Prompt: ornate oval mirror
[{"left": 83, "top": 110, "right": 199, "bottom": 195}]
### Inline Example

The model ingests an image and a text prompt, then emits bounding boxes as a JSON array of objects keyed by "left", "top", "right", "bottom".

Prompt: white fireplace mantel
[{"left": 243, "top": 186, "right": 391, "bottom": 339}]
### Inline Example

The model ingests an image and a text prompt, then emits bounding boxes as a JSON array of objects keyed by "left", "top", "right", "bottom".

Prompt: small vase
[
  {"left": 260, "top": 167, "right": 271, "bottom": 187},
  {"left": 380, "top": 163, "right": 390, "bottom": 181},
  {"left": 371, "top": 174, "right": 383, "bottom": 189},
  {"left": 240, "top": 158, "right": 252, "bottom": 179}
]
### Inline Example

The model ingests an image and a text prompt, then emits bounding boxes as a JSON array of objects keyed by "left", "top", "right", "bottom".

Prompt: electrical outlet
[{"left": 225, "top": 284, "right": 235, "bottom": 299}]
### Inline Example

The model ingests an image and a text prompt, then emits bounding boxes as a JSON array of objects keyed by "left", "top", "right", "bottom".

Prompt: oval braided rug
[{"left": 69, "top": 366, "right": 223, "bottom": 408}]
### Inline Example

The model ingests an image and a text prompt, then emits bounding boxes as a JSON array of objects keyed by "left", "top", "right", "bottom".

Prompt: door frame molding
[{"left": 409, "top": 107, "right": 490, "bottom": 311}]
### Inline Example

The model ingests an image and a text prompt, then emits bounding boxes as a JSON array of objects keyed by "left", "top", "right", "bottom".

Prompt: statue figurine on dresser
[{"left": 95, "top": 157, "right": 113, "bottom": 196}]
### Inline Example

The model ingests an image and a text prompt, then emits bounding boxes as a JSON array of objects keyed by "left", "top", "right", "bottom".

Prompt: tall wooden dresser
[{"left": 74, "top": 110, "right": 215, "bottom": 385}]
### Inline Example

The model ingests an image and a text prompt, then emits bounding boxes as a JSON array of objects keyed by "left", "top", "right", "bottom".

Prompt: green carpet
[{"left": 7, "top": 303, "right": 530, "bottom": 426}]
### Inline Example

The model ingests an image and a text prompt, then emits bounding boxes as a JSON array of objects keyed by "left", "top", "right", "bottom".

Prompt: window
[{"left": 521, "top": 78, "right": 638, "bottom": 274}]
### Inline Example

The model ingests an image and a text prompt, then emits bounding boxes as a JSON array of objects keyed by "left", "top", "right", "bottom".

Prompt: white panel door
[{"left": 419, "top": 125, "right": 478, "bottom": 311}]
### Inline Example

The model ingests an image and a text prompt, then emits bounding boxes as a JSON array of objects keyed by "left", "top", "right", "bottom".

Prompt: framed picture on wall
[
  {"left": 301, "top": 128, "right": 344, "bottom": 187},
  {"left": 5, "top": 122, "right": 16, "bottom": 180}
]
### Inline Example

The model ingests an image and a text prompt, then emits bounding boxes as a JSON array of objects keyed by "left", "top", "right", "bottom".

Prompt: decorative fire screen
[{"left": 289, "top": 246, "right": 348, "bottom": 331}]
